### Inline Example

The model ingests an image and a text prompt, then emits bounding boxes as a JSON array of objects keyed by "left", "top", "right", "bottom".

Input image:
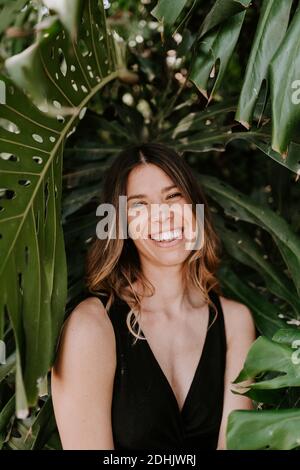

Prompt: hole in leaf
[
  {"left": 0, "top": 207, "right": 4, "bottom": 212},
  {"left": 0, "top": 153, "right": 18, "bottom": 162},
  {"left": 79, "top": 107, "right": 87, "bottom": 120},
  {"left": 78, "top": 39, "right": 89, "bottom": 57},
  {"left": 33, "top": 156, "right": 43, "bottom": 165},
  {"left": 53, "top": 100, "right": 61, "bottom": 109},
  {"left": 49, "top": 136, "right": 56, "bottom": 142},
  {"left": 58, "top": 48, "right": 67, "bottom": 76},
  {"left": 18, "top": 179, "right": 31, "bottom": 186},
  {"left": 71, "top": 80, "right": 78, "bottom": 91},
  {"left": 67, "top": 127, "right": 76, "bottom": 138},
  {"left": 0, "top": 188, "right": 15, "bottom": 199},
  {"left": 57, "top": 115, "right": 65, "bottom": 123},
  {"left": 32, "top": 134, "right": 44, "bottom": 143}
]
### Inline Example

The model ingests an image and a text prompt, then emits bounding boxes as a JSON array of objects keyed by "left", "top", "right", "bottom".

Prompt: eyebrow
[{"left": 127, "top": 184, "right": 178, "bottom": 202}]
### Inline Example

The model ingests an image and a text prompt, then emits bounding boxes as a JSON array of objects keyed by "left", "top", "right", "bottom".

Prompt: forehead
[{"left": 126, "top": 163, "right": 176, "bottom": 195}]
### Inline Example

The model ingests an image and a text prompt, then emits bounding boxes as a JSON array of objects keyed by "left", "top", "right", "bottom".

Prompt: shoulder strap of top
[
  {"left": 209, "top": 288, "right": 227, "bottom": 352},
  {"left": 97, "top": 289, "right": 226, "bottom": 350},
  {"left": 96, "top": 292, "right": 129, "bottom": 375},
  {"left": 96, "top": 292, "right": 109, "bottom": 308}
]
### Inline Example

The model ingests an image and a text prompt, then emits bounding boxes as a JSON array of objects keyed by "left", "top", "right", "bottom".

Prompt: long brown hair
[{"left": 85, "top": 142, "right": 222, "bottom": 343}]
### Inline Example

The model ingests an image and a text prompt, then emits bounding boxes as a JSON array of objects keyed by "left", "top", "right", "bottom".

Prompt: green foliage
[
  {"left": 0, "top": 0, "right": 120, "bottom": 419},
  {"left": 227, "top": 408, "right": 300, "bottom": 450},
  {"left": 227, "top": 332, "right": 300, "bottom": 449}
]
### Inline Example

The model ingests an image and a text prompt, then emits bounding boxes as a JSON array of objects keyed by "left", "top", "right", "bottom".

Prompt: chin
[
  {"left": 148, "top": 245, "right": 189, "bottom": 266},
  {"left": 134, "top": 237, "right": 193, "bottom": 266}
]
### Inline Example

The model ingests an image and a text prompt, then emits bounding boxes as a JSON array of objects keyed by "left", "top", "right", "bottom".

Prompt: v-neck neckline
[{"left": 128, "top": 297, "right": 213, "bottom": 417}]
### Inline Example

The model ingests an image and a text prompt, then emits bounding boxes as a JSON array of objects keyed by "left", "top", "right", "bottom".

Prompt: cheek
[
  {"left": 182, "top": 207, "right": 198, "bottom": 238},
  {"left": 127, "top": 207, "right": 149, "bottom": 240}
]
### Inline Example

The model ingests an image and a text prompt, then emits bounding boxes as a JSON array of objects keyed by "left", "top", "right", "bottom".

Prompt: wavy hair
[{"left": 85, "top": 142, "right": 223, "bottom": 343}]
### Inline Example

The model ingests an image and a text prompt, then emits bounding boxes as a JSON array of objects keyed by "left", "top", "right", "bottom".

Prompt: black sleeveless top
[{"left": 101, "top": 289, "right": 226, "bottom": 450}]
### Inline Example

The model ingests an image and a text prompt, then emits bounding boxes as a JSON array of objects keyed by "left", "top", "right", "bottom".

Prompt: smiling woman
[{"left": 50, "top": 142, "right": 256, "bottom": 450}]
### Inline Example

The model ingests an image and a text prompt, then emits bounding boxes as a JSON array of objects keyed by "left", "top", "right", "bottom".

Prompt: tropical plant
[{"left": 0, "top": 0, "right": 299, "bottom": 450}]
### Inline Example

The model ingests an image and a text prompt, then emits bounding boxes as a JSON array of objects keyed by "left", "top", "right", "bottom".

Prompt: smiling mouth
[{"left": 149, "top": 228, "right": 183, "bottom": 242}]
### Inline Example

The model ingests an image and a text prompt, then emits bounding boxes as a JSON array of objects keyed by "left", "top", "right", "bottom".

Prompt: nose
[
  {"left": 150, "top": 203, "right": 172, "bottom": 222},
  {"left": 149, "top": 202, "right": 175, "bottom": 235}
]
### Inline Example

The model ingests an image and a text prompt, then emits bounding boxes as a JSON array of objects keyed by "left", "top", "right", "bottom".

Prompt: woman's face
[{"left": 126, "top": 163, "right": 199, "bottom": 267}]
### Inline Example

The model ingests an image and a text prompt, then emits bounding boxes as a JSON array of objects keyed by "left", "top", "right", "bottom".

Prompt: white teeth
[{"left": 151, "top": 229, "right": 182, "bottom": 242}]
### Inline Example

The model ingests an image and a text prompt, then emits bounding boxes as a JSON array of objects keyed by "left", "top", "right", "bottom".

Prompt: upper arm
[
  {"left": 51, "top": 297, "right": 116, "bottom": 450},
  {"left": 217, "top": 297, "right": 257, "bottom": 450}
]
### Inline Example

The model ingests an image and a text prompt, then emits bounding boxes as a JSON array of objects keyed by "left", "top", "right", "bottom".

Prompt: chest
[
  {"left": 110, "top": 313, "right": 226, "bottom": 450},
  {"left": 135, "top": 311, "right": 210, "bottom": 412}
]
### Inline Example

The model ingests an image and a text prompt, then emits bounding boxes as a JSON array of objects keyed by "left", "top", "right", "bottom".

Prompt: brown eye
[{"left": 167, "top": 192, "right": 182, "bottom": 199}]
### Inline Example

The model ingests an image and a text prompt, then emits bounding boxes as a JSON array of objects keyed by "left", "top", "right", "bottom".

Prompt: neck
[{"left": 135, "top": 259, "right": 204, "bottom": 318}]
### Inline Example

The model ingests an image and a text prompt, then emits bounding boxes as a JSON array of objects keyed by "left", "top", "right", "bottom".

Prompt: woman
[{"left": 51, "top": 142, "right": 256, "bottom": 450}]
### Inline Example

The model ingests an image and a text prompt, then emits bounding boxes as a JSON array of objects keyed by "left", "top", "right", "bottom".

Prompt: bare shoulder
[
  {"left": 51, "top": 296, "right": 117, "bottom": 449},
  {"left": 63, "top": 296, "right": 112, "bottom": 333},
  {"left": 219, "top": 295, "right": 256, "bottom": 347},
  {"left": 52, "top": 296, "right": 116, "bottom": 377}
]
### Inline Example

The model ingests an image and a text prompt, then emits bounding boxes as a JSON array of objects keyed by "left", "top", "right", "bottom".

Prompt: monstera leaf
[
  {"left": 158, "top": 98, "right": 300, "bottom": 174},
  {"left": 235, "top": 0, "right": 294, "bottom": 128},
  {"left": 227, "top": 331, "right": 300, "bottom": 450},
  {"left": 189, "top": 11, "right": 246, "bottom": 101},
  {"left": 153, "top": 0, "right": 300, "bottom": 160},
  {"left": 227, "top": 408, "right": 300, "bottom": 450},
  {"left": 0, "top": 0, "right": 123, "bottom": 417},
  {"left": 0, "top": 395, "right": 60, "bottom": 450},
  {"left": 234, "top": 335, "right": 300, "bottom": 389}
]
